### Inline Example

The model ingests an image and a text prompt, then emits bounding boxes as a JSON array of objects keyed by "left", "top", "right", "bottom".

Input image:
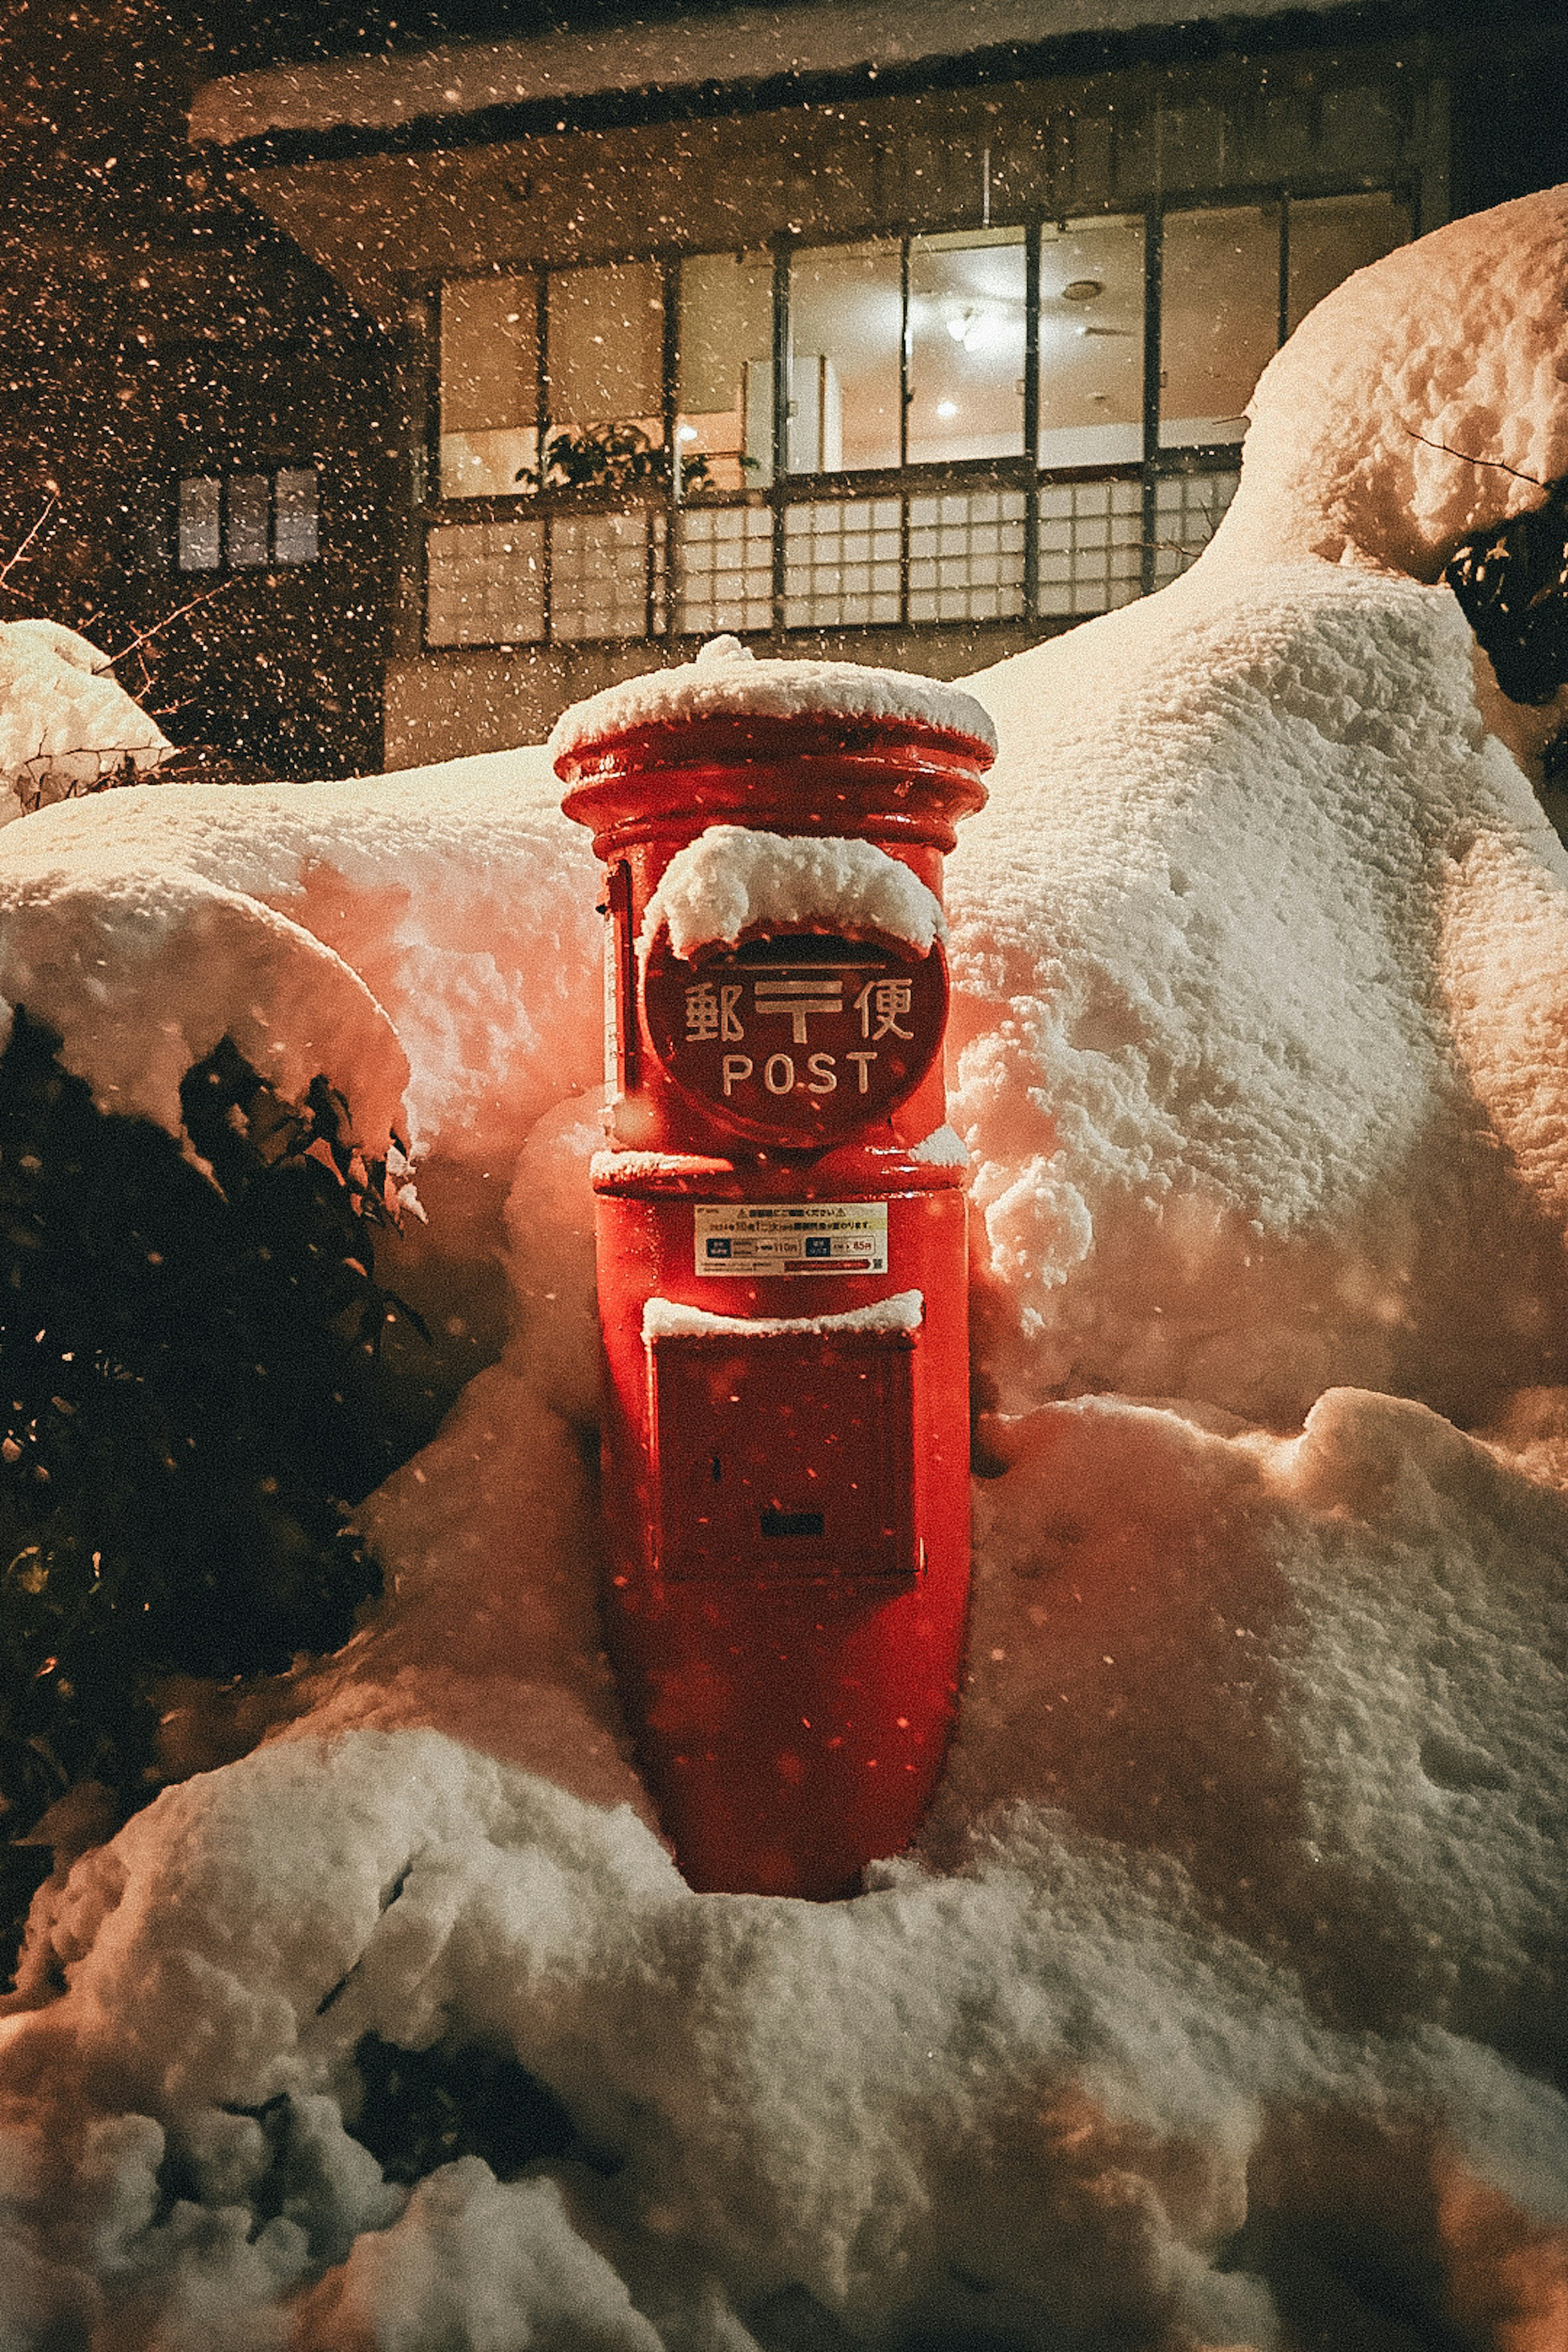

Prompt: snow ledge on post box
[
  {"left": 642, "top": 1290, "right": 923, "bottom": 1340},
  {"left": 547, "top": 634, "right": 998, "bottom": 762},
  {"left": 639, "top": 824, "right": 947, "bottom": 960}
]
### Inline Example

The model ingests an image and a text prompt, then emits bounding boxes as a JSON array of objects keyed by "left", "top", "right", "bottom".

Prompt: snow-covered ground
[{"left": 2, "top": 192, "right": 1568, "bottom": 2349}]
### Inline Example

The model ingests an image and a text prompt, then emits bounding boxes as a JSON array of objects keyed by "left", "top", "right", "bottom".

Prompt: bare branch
[
  {"left": 1404, "top": 428, "right": 1546, "bottom": 488},
  {"left": 0, "top": 497, "right": 59, "bottom": 596},
  {"left": 102, "top": 578, "right": 234, "bottom": 669}
]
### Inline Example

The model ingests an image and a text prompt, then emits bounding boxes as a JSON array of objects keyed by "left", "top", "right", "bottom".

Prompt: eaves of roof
[{"left": 189, "top": 0, "right": 1443, "bottom": 167}]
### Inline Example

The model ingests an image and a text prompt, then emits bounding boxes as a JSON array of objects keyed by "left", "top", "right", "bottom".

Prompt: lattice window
[
  {"left": 425, "top": 519, "right": 546, "bottom": 646},
  {"left": 1150, "top": 471, "right": 1240, "bottom": 586},
  {"left": 550, "top": 511, "right": 666, "bottom": 641},
  {"left": 782, "top": 498, "right": 901, "bottom": 629},
  {"left": 675, "top": 505, "right": 774, "bottom": 636},
  {"left": 908, "top": 488, "right": 1026, "bottom": 624},
  {"left": 1036, "top": 477, "right": 1143, "bottom": 618}
]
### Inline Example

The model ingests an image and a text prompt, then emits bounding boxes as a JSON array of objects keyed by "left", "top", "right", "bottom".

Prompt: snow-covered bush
[{"left": 0, "top": 619, "right": 170, "bottom": 817}]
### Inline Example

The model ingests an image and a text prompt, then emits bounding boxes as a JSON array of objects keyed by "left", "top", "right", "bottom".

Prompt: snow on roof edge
[{"left": 189, "top": 0, "right": 1356, "bottom": 149}]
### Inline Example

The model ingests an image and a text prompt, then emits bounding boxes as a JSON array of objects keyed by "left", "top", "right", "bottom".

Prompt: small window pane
[
  {"left": 274, "top": 468, "right": 318, "bottom": 564},
  {"left": 787, "top": 240, "right": 902, "bottom": 475},
  {"left": 1160, "top": 204, "right": 1279, "bottom": 450},
  {"left": 677, "top": 251, "right": 775, "bottom": 491},
  {"left": 907, "top": 228, "right": 1026, "bottom": 466},
  {"left": 177, "top": 477, "right": 221, "bottom": 571},
  {"left": 227, "top": 474, "right": 270, "bottom": 568},
  {"left": 546, "top": 261, "right": 664, "bottom": 455},
  {"left": 1039, "top": 215, "right": 1145, "bottom": 468},
  {"left": 1287, "top": 191, "right": 1411, "bottom": 336},
  {"left": 440, "top": 274, "right": 539, "bottom": 498}
]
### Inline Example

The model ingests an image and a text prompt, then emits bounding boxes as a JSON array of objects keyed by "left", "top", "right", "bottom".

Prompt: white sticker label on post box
[{"left": 694, "top": 1202, "right": 889, "bottom": 1278}]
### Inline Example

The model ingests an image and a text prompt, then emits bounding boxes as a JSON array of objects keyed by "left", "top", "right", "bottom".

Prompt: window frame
[
  {"left": 172, "top": 464, "right": 321, "bottom": 576},
  {"left": 419, "top": 170, "right": 1418, "bottom": 648}
]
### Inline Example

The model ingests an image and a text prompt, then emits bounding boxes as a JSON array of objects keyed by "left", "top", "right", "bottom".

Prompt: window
[
  {"left": 546, "top": 261, "right": 664, "bottom": 457},
  {"left": 1159, "top": 205, "right": 1281, "bottom": 449},
  {"left": 786, "top": 239, "right": 902, "bottom": 474},
  {"left": 176, "top": 468, "right": 318, "bottom": 572},
  {"left": 426, "top": 185, "right": 1410, "bottom": 646},
  {"left": 677, "top": 250, "right": 774, "bottom": 491},
  {"left": 1039, "top": 216, "right": 1145, "bottom": 468},
  {"left": 908, "top": 229, "right": 1027, "bottom": 466},
  {"left": 439, "top": 274, "right": 537, "bottom": 498}
]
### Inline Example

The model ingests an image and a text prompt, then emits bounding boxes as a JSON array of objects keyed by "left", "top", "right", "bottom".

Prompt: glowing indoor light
[{"left": 936, "top": 400, "right": 959, "bottom": 418}]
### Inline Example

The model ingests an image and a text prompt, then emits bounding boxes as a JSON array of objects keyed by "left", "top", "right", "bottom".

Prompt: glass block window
[
  {"left": 782, "top": 498, "right": 900, "bottom": 628},
  {"left": 675, "top": 506, "right": 774, "bottom": 636},
  {"left": 550, "top": 510, "right": 666, "bottom": 641},
  {"left": 425, "top": 519, "right": 546, "bottom": 645},
  {"left": 1037, "top": 477, "right": 1143, "bottom": 617},
  {"left": 908, "top": 488, "right": 1025, "bottom": 623},
  {"left": 1150, "top": 471, "right": 1240, "bottom": 585}
]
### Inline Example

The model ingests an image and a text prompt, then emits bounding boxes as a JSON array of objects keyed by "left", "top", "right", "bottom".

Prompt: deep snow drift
[{"left": 1, "top": 191, "right": 1568, "bottom": 2350}]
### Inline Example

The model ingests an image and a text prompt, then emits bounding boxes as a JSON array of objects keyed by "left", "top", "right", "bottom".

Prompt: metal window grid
[
  {"left": 425, "top": 519, "right": 546, "bottom": 646},
  {"left": 782, "top": 498, "right": 901, "bottom": 629},
  {"left": 1036, "top": 477, "right": 1143, "bottom": 617},
  {"left": 550, "top": 511, "right": 667, "bottom": 641},
  {"left": 907, "top": 488, "right": 1027, "bottom": 624},
  {"left": 675, "top": 506, "right": 775, "bottom": 636},
  {"left": 1149, "top": 471, "right": 1241, "bottom": 586}
]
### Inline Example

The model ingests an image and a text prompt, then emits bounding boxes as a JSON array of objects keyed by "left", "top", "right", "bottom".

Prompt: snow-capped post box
[{"left": 554, "top": 638, "right": 993, "bottom": 1900}]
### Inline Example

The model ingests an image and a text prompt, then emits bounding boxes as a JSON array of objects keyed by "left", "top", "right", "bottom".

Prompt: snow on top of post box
[
  {"left": 548, "top": 636, "right": 998, "bottom": 763},
  {"left": 639, "top": 824, "right": 947, "bottom": 960},
  {"left": 642, "top": 1290, "right": 924, "bottom": 1341}
]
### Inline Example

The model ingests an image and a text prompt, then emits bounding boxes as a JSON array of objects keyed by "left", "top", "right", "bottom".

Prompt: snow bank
[
  {"left": 4, "top": 188, "right": 1568, "bottom": 2348},
  {"left": 640, "top": 824, "right": 947, "bottom": 960},
  {"left": 550, "top": 633, "right": 996, "bottom": 762},
  {"left": 0, "top": 620, "right": 170, "bottom": 817},
  {"left": 0, "top": 742, "right": 599, "bottom": 1166}
]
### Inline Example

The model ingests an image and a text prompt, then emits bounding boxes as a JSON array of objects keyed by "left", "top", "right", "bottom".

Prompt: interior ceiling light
[{"left": 1061, "top": 278, "right": 1105, "bottom": 303}]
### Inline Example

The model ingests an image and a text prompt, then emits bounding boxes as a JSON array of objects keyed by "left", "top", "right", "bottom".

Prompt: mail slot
[
  {"left": 646, "top": 1314, "right": 920, "bottom": 1582},
  {"left": 555, "top": 639, "right": 993, "bottom": 1898}
]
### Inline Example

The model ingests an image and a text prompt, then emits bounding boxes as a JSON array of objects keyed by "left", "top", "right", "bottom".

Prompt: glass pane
[
  {"left": 906, "top": 228, "right": 1025, "bottom": 466},
  {"left": 1287, "top": 191, "right": 1411, "bottom": 335},
  {"left": 1038, "top": 215, "right": 1145, "bottom": 468},
  {"left": 786, "top": 240, "right": 901, "bottom": 475},
  {"left": 439, "top": 275, "right": 538, "bottom": 499},
  {"left": 1159, "top": 204, "right": 1280, "bottom": 450},
  {"left": 177, "top": 477, "right": 220, "bottom": 571},
  {"left": 546, "top": 261, "right": 665, "bottom": 476},
  {"left": 227, "top": 474, "right": 270, "bottom": 568},
  {"left": 274, "top": 468, "right": 318, "bottom": 565},
  {"left": 677, "top": 251, "right": 775, "bottom": 491}
]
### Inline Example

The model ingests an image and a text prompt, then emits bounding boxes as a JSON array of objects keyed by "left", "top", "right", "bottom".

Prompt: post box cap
[{"left": 549, "top": 637, "right": 998, "bottom": 771}]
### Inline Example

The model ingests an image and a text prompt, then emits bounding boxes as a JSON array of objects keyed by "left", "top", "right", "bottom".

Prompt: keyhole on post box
[{"left": 710, "top": 1454, "right": 722, "bottom": 1484}]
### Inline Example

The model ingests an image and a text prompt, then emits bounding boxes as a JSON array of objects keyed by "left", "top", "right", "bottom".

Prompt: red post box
[{"left": 555, "top": 641, "right": 993, "bottom": 1899}]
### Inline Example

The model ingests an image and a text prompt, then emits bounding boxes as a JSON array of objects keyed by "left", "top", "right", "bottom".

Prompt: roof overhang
[{"left": 191, "top": 0, "right": 1374, "bottom": 161}]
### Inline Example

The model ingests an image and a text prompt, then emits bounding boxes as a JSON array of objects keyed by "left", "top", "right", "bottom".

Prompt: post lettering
[
  {"left": 806, "top": 1054, "right": 837, "bottom": 1094},
  {"left": 764, "top": 1053, "right": 796, "bottom": 1095},
  {"left": 722, "top": 1054, "right": 753, "bottom": 1095},
  {"left": 846, "top": 1051, "right": 876, "bottom": 1094}
]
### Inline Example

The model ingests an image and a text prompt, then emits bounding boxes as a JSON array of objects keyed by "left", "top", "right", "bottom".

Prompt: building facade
[{"left": 8, "top": 2, "right": 1564, "bottom": 778}]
